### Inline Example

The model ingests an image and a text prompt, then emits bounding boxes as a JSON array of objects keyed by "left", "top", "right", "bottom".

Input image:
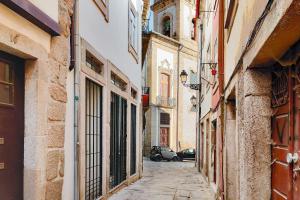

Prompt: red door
[
  {"left": 293, "top": 66, "right": 300, "bottom": 198},
  {"left": 0, "top": 52, "right": 24, "bottom": 200},
  {"left": 271, "top": 66, "right": 300, "bottom": 200},
  {"left": 160, "top": 127, "right": 169, "bottom": 147}
]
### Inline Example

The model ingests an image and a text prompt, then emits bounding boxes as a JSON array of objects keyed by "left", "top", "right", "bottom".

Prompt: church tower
[
  {"left": 142, "top": 0, "right": 199, "bottom": 154},
  {"left": 152, "top": 0, "right": 198, "bottom": 45}
]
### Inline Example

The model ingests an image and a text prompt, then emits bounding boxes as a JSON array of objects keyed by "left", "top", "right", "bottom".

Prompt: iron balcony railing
[
  {"left": 156, "top": 96, "right": 176, "bottom": 108},
  {"left": 142, "top": 86, "right": 150, "bottom": 95},
  {"left": 142, "top": 19, "right": 150, "bottom": 34}
]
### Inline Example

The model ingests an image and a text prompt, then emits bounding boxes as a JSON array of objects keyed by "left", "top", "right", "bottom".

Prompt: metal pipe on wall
[
  {"left": 176, "top": 44, "right": 183, "bottom": 151},
  {"left": 70, "top": 0, "right": 80, "bottom": 198},
  {"left": 198, "top": 23, "right": 203, "bottom": 172}
]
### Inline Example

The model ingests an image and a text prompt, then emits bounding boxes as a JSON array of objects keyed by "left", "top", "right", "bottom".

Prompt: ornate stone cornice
[{"left": 151, "top": 0, "right": 175, "bottom": 12}]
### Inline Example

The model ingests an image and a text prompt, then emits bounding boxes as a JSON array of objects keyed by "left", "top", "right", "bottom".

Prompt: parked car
[
  {"left": 176, "top": 148, "right": 195, "bottom": 161},
  {"left": 150, "top": 146, "right": 178, "bottom": 161}
]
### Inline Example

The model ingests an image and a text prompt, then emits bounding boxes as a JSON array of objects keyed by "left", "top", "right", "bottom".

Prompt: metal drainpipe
[
  {"left": 176, "top": 44, "right": 183, "bottom": 152},
  {"left": 71, "top": 0, "right": 80, "bottom": 199},
  {"left": 198, "top": 24, "right": 203, "bottom": 172}
]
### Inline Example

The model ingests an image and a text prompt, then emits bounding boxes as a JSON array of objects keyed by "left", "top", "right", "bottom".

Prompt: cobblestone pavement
[{"left": 110, "top": 158, "right": 215, "bottom": 200}]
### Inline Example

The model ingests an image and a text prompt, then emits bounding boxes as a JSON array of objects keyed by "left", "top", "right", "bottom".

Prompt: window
[
  {"left": 129, "top": 2, "right": 138, "bottom": 61},
  {"left": 160, "top": 73, "right": 170, "bottom": 98},
  {"left": 225, "top": 0, "right": 239, "bottom": 39},
  {"left": 111, "top": 72, "right": 127, "bottom": 91},
  {"left": 94, "top": 0, "right": 109, "bottom": 21},
  {"left": 131, "top": 88, "right": 137, "bottom": 99},
  {"left": 213, "top": 39, "right": 218, "bottom": 84},
  {"left": 85, "top": 79, "right": 103, "bottom": 199},
  {"left": 160, "top": 113, "right": 170, "bottom": 125},
  {"left": 0, "top": 61, "right": 14, "bottom": 105},
  {"left": 86, "top": 51, "right": 103, "bottom": 75},
  {"left": 206, "top": 45, "right": 211, "bottom": 91},
  {"left": 162, "top": 16, "right": 171, "bottom": 37}
]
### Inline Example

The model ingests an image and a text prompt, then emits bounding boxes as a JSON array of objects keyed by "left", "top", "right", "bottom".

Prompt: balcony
[
  {"left": 142, "top": 87, "right": 150, "bottom": 108},
  {"left": 156, "top": 96, "right": 176, "bottom": 108}
]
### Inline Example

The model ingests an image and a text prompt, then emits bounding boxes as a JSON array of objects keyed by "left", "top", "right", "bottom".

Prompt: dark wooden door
[
  {"left": 271, "top": 67, "right": 291, "bottom": 200},
  {"left": 293, "top": 65, "right": 300, "bottom": 199},
  {"left": 0, "top": 52, "right": 24, "bottom": 200},
  {"left": 160, "top": 127, "right": 169, "bottom": 147},
  {"left": 271, "top": 66, "right": 300, "bottom": 200}
]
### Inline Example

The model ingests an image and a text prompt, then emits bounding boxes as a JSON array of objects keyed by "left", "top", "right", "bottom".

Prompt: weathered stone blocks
[
  {"left": 48, "top": 124, "right": 65, "bottom": 148},
  {"left": 49, "top": 83, "right": 67, "bottom": 103},
  {"left": 239, "top": 68, "right": 272, "bottom": 200},
  {"left": 48, "top": 101, "right": 66, "bottom": 121},
  {"left": 46, "top": 150, "right": 60, "bottom": 181},
  {"left": 45, "top": 179, "right": 63, "bottom": 200}
]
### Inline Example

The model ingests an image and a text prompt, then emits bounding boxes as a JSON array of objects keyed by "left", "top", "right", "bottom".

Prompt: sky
[{"left": 149, "top": 0, "right": 154, "bottom": 30}]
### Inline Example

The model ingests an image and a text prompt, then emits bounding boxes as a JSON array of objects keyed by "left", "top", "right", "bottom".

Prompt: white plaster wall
[
  {"left": 200, "top": 46, "right": 212, "bottom": 116},
  {"left": 181, "top": 58, "right": 197, "bottom": 147},
  {"left": 28, "top": 0, "right": 59, "bottom": 22},
  {"left": 151, "top": 106, "right": 159, "bottom": 146},
  {"left": 224, "top": 0, "right": 269, "bottom": 85},
  {"left": 224, "top": 2, "right": 244, "bottom": 85},
  {"left": 183, "top": 4, "right": 194, "bottom": 38},
  {"left": 200, "top": 0, "right": 213, "bottom": 119},
  {"left": 79, "top": 0, "right": 143, "bottom": 88},
  {"left": 62, "top": 71, "right": 75, "bottom": 200}
]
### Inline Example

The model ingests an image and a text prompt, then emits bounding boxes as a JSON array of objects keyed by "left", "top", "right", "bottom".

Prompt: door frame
[{"left": 159, "top": 127, "right": 170, "bottom": 147}]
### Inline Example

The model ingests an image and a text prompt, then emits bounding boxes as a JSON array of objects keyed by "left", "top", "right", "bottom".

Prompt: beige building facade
[
  {"left": 143, "top": 0, "right": 199, "bottom": 154},
  {"left": 223, "top": 0, "right": 300, "bottom": 199},
  {"left": 0, "top": 0, "right": 73, "bottom": 199},
  {"left": 0, "top": 0, "right": 144, "bottom": 200},
  {"left": 199, "top": 0, "right": 300, "bottom": 199}
]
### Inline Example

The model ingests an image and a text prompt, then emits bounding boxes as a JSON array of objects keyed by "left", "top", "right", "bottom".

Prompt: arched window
[{"left": 161, "top": 16, "right": 171, "bottom": 37}]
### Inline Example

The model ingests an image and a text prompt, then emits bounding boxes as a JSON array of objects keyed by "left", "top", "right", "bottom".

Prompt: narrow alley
[{"left": 110, "top": 159, "right": 214, "bottom": 200}]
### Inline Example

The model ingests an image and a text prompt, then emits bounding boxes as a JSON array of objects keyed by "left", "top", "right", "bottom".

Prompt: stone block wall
[
  {"left": 45, "top": 0, "right": 74, "bottom": 199},
  {"left": 0, "top": 0, "right": 73, "bottom": 199},
  {"left": 237, "top": 68, "right": 272, "bottom": 200}
]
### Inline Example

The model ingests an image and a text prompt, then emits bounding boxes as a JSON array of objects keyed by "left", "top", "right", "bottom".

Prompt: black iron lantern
[{"left": 180, "top": 70, "right": 188, "bottom": 84}]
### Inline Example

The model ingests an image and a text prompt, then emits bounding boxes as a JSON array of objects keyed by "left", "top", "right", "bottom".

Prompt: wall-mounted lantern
[
  {"left": 180, "top": 70, "right": 201, "bottom": 90},
  {"left": 190, "top": 95, "right": 197, "bottom": 107}
]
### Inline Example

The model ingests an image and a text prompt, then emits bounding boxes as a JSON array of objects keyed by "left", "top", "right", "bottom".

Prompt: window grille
[
  {"left": 110, "top": 92, "right": 127, "bottom": 188},
  {"left": 160, "top": 113, "right": 170, "bottom": 125},
  {"left": 85, "top": 79, "right": 103, "bottom": 200},
  {"left": 111, "top": 72, "right": 127, "bottom": 91},
  {"left": 86, "top": 51, "right": 103, "bottom": 75},
  {"left": 130, "top": 104, "right": 137, "bottom": 175}
]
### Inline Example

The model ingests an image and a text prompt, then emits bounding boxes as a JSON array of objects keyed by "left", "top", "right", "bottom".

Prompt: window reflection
[{"left": 0, "top": 61, "right": 14, "bottom": 105}]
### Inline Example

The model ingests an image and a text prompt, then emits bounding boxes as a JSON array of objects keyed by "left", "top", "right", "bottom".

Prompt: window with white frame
[
  {"left": 129, "top": 1, "right": 138, "bottom": 61},
  {"left": 213, "top": 39, "right": 218, "bottom": 83}
]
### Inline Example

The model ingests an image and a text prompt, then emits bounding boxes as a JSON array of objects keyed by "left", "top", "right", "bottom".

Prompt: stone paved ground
[{"left": 110, "top": 158, "right": 215, "bottom": 200}]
